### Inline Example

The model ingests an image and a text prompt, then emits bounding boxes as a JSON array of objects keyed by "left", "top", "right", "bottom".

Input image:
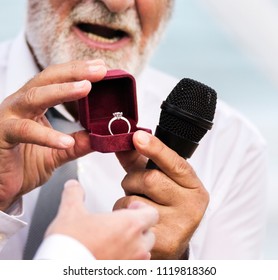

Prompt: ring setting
[{"left": 108, "top": 112, "right": 131, "bottom": 135}]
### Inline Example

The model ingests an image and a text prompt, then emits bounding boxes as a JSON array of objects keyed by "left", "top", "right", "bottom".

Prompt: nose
[{"left": 100, "top": 0, "right": 135, "bottom": 13}]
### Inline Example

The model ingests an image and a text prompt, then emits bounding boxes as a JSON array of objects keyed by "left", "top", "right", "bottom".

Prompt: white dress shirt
[{"left": 0, "top": 32, "right": 268, "bottom": 260}]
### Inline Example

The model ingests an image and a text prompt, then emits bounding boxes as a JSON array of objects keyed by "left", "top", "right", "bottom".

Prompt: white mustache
[{"left": 69, "top": 1, "right": 141, "bottom": 37}]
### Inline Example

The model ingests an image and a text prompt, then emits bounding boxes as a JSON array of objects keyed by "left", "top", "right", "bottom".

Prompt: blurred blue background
[{"left": 0, "top": 0, "right": 277, "bottom": 259}]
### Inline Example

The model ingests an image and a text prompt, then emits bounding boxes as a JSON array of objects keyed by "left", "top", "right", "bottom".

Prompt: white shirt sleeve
[
  {"left": 0, "top": 201, "right": 27, "bottom": 252},
  {"left": 34, "top": 234, "right": 96, "bottom": 260},
  {"left": 0, "top": 198, "right": 95, "bottom": 259}
]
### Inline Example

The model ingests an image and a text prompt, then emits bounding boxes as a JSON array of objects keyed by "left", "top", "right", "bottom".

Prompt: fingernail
[
  {"left": 136, "top": 130, "right": 151, "bottom": 145},
  {"left": 60, "top": 135, "right": 74, "bottom": 147},
  {"left": 88, "top": 65, "right": 104, "bottom": 72},
  {"left": 64, "top": 179, "right": 79, "bottom": 189},
  {"left": 74, "top": 80, "right": 87, "bottom": 88},
  {"left": 128, "top": 201, "right": 147, "bottom": 209}
]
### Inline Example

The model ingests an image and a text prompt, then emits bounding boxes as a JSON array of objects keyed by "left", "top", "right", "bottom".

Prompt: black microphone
[{"left": 146, "top": 78, "right": 217, "bottom": 169}]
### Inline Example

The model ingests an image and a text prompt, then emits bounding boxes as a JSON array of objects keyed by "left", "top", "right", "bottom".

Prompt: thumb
[
  {"left": 128, "top": 201, "right": 159, "bottom": 229},
  {"left": 128, "top": 201, "right": 151, "bottom": 210},
  {"left": 115, "top": 130, "right": 151, "bottom": 173},
  {"left": 55, "top": 130, "right": 93, "bottom": 165},
  {"left": 58, "top": 179, "right": 85, "bottom": 214}
]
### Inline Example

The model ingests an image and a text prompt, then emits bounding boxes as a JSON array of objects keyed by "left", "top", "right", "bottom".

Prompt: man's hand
[
  {"left": 0, "top": 60, "right": 107, "bottom": 211},
  {"left": 46, "top": 180, "right": 158, "bottom": 260},
  {"left": 114, "top": 130, "right": 209, "bottom": 259}
]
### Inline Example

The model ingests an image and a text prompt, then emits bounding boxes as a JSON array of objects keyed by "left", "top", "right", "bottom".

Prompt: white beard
[{"left": 25, "top": 0, "right": 171, "bottom": 76}]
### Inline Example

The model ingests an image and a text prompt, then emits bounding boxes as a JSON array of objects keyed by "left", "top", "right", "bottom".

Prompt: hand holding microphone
[{"left": 115, "top": 78, "right": 217, "bottom": 259}]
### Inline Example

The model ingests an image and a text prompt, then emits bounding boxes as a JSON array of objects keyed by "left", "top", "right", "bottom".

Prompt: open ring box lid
[{"left": 78, "top": 69, "right": 151, "bottom": 153}]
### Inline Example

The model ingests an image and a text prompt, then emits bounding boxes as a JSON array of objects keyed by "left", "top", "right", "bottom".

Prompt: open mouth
[{"left": 76, "top": 23, "right": 130, "bottom": 44}]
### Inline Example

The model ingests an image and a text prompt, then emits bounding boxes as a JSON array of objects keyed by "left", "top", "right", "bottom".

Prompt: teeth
[{"left": 85, "top": 32, "right": 120, "bottom": 43}]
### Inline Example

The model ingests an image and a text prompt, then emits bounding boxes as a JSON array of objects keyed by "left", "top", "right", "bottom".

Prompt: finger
[
  {"left": 133, "top": 130, "right": 202, "bottom": 189},
  {"left": 23, "top": 59, "right": 107, "bottom": 90},
  {"left": 58, "top": 179, "right": 85, "bottom": 215},
  {"left": 3, "top": 118, "right": 75, "bottom": 149},
  {"left": 143, "top": 230, "right": 156, "bottom": 253},
  {"left": 127, "top": 200, "right": 150, "bottom": 210},
  {"left": 113, "top": 195, "right": 157, "bottom": 211},
  {"left": 63, "top": 179, "right": 85, "bottom": 202},
  {"left": 128, "top": 201, "right": 159, "bottom": 231},
  {"left": 54, "top": 130, "right": 93, "bottom": 165},
  {"left": 122, "top": 169, "right": 182, "bottom": 205},
  {"left": 13, "top": 80, "right": 92, "bottom": 118},
  {"left": 116, "top": 149, "right": 147, "bottom": 173},
  {"left": 145, "top": 252, "right": 151, "bottom": 260}
]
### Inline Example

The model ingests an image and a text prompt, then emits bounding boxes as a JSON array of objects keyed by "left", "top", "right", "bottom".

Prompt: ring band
[{"left": 108, "top": 112, "right": 131, "bottom": 135}]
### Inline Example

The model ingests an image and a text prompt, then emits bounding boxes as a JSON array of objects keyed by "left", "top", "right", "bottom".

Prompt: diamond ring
[{"left": 108, "top": 112, "right": 131, "bottom": 135}]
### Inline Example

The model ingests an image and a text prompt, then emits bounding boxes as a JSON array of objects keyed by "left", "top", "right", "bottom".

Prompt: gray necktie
[{"left": 23, "top": 108, "right": 82, "bottom": 260}]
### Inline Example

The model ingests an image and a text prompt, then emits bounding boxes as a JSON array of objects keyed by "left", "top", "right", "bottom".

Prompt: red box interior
[{"left": 78, "top": 69, "right": 151, "bottom": 153}]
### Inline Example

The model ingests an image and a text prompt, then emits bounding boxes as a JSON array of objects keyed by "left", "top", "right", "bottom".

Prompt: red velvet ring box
[{"left": 78, "top": 69, "right": 151, "bottom": 153}]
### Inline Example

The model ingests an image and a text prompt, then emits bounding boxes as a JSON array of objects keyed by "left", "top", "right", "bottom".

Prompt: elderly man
[{"left": 0, "top": 0, "right": 267, "bottom": 259}]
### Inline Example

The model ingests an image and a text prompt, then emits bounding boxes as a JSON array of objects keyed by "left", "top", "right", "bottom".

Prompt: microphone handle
[{"left": 146, "top": 125, "right": 199, "bottom": 170}]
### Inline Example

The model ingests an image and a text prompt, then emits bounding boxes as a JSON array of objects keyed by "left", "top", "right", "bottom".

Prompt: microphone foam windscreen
[{"left": 159, "top": 78, "right": 217, "bottom": 143}]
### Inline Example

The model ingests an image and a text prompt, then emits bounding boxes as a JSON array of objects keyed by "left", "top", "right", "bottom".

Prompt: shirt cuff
[
  {"left": 0, "top": 209, "right": 27, "bottom": 251},
  {"left": 34, "top": 234, "right": 96, "bottom": 260}
]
